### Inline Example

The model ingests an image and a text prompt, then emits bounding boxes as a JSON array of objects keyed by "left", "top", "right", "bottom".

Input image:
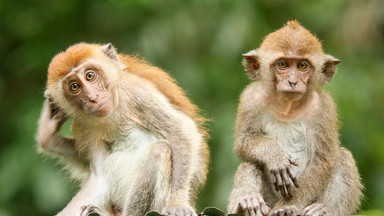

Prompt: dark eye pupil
[
  {"left": 71, "top": 83, "right": 79, "bottom": 90},
  {"left": 86, "top": 72, "right": 95, "bottom": 80}
]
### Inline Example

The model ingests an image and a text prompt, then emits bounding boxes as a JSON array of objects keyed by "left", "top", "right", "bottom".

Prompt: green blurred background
[{"left": 0, "top": 0, "right": 383, "bottom": 215}]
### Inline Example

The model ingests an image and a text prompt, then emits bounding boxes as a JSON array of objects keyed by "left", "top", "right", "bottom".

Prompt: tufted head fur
[{"left": 259, "top": 20, "right": 323, "bottom": 56}]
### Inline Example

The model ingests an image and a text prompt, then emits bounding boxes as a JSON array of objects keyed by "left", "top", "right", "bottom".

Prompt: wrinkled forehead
[{"left": 60, "top": 59, "right": 102, "bottom": 79}]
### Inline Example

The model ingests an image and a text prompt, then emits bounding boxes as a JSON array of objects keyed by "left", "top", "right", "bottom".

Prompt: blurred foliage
[{"left": 0, "top": 0, "right": 383, "bottom": 215}]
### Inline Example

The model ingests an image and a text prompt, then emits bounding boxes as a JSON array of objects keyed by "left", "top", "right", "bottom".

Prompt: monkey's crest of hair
[
  {"left": 260, "top": 20, "right": 323, "bottom": 56},
  {"left": 47, "top": 43, "right": 208, "bottom": 138},
  {"left": 48, "top": 43, "right": 98, "bottom": 85}
]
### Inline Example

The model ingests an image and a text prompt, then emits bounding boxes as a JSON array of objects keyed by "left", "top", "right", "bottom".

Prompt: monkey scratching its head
[{"left": 38, "top": 42, "right": 209, "bottom": 216}]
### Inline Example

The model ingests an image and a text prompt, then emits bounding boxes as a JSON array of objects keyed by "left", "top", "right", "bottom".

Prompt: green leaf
[
  {"left": 200, "top": 207, "right": 225, "bottom": 216},
  {"left": 145, "top": 211, "right": 162, "bottom": 216}
]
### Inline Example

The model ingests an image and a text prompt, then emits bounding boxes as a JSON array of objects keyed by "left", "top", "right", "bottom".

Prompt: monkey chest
[{"left": 262, "top": 115, "right": 313, "bottom": 176}]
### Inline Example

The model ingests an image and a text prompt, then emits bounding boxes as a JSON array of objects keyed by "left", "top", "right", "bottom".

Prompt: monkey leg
[
  {"left": 121, "top": 141, "right": 172, "bottom": 216},
  {"left": 302, "top": 147, "right": 363, "bottom": 216},
  {"left": 57, "top": 173, "right": 109, "bottom": 216},
  {"left": 227, "top": 162, "right": 272, "bottom": 216}
]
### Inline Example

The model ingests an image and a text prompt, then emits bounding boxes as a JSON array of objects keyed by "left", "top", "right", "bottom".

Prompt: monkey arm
[
  {"left": 234, "top": 132, "right": 285, "bottom": 165},
  {"left": 37, "top": 98, "right": 78, "bottom": 161},
  {"left": 233, "top": 93, "right": 300, "bottom": 198},
  {"left": 154, "top": 115, "right": 198, "bottom": 209},
  {"left": 127, "top": 87, "right": 201, "bottom": 213},
  {"left": 39, "top": 134, "right": 78, "bottom": 161},
  {"left": 233, "top": 83, "right": 290, "bottom": 166}
]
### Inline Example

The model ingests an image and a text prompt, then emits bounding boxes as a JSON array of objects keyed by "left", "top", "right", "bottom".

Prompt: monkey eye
[
  {"left": 277, "top": 61, "right": 289, "bottom": 69},
  {"left": 297, "top": 62, "right": 309, "bottom": 70},
  {"left": 85, "top": 71, "right": 96, "bottom": 81},
  {"left": 69, "top": 82, "right": 80, "bottom": 93}
]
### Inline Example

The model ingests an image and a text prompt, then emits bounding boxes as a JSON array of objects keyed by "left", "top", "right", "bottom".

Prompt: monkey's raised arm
[{"left": 37, "top": 98, "right": 78, "bottom": 161}]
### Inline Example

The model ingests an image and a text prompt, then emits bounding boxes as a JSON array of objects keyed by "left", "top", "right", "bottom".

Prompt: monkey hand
[
  {"left": 269, "top": 205, "right": 299, "bottom": 216},
  {"left": 161, "top": 204, "right": 197, "bottom": 216},
  {"left": 80, "top": 205, "right": 110, "bottom": 216},
  {"left": 300, "top": 203, "right": 331, "bottom": 216},
  {"left": 268, "top": 153, "right": 299, "bottom": 198},
  {"left": 37, "top": 98, "right": 68, "bottom": 150},
  {"left": 236, "top": 192, "right": 270, "bottom": 216}
]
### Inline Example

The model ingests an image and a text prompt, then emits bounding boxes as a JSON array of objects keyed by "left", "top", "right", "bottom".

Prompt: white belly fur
[
  {"left": 104, "top": 126, "right": 167, "bottom": 208},
  {"left": 262, "top": 113, "right": 313, "bottom": 176}
]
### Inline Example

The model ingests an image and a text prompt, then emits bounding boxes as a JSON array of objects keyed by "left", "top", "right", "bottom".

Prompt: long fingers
[
  {"left": 286, "top": 167, "right": 299, "bottom": 188},
  {"left": 281, "top": 169, "right": 292, "bottom": 197},
  {"left": 274, "top": 171, "right": 286, "bottom": 197},
  {"left": 255, "top": 194, "right": 270, "bottom": 216},
  {"left": 271, "top": 171, "right": 279, "bottom": 191},
  {"left": 301, "top": 203, "right": 329, "bottom": 216},
  {"left": 238, "top": 193, "right": 270, "bottom": 216}
]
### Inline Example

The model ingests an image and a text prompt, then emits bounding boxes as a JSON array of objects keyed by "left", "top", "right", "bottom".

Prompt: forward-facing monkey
[
  {"left": 37, "top": 43, "right": 209, "bottom": 216},
  {"left": 227, "top": 21, "right": 363, "bottom": 216}
]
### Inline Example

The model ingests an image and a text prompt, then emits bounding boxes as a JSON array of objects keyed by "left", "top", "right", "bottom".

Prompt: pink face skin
[
  {"left": 272, "top": 57, "right": 314, "bottom": 93},
  {"left": 62, "top": 63, "right": 115, "bottom": 118}
]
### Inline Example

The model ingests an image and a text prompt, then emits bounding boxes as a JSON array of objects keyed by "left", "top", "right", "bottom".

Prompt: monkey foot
[
  {"left": 162, "top": 205, "right": 197, "bottom": 216},
  {"left": 300, "top": 203, "right": 331, "bottom": 216},
  {"left": 237, "top": 192, "right": 270, "bottom": 216},
  {"left": 269, "top": 205, "right": 298, "bottom": 216},
  {"left": 80, "top": 205, "right": 109, "bottom": 216}
]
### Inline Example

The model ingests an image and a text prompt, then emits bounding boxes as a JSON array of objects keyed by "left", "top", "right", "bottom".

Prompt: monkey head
[
  {"left": 243, "top": 21, "right": 340, "bottom": 97},
  {"left": 46, "top": 43, "right": 122, "bottom": 118}
]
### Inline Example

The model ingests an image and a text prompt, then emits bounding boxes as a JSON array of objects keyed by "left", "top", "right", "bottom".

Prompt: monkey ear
[
  {"left": 101, "top": 43, "right": 119, "bottom": 63},
  {"left": 321, "top": 55, "right": 341, "bottom": 85},
  {"left": 242, "top": 50, "right": 260, "bottom": 80}
]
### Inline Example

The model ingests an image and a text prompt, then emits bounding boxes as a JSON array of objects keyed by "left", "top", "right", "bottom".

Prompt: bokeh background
[{"left": 1, "top": 0, "right": 383, "bottom": 215}]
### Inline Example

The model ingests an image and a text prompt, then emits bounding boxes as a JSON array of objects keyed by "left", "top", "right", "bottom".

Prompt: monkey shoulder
[
  {"left": 316, "top": 89, "right": 338, "bottom": 117},
  {"left": 239, "top": 83, "right": 267, "bottom": 111}
]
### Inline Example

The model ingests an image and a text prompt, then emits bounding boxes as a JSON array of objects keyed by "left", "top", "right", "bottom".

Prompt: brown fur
[
  {"left": 47, "top": 43, "right": 209, "bottom": 185},
  {"left": 40, "top": 43, "right": 209, "bottom": 216},
  {"left": 260, "top": 20, "right": 323, "bottom": 55},
  {"left": 48, "top": 43, "right": 208, "bottom": 135},
  {"left": 228, "top": 21, "right": 363, "bottom": 216}
]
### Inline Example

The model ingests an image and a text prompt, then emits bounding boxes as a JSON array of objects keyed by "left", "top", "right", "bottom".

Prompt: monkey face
[
  {"left": 272, "top": 58, "right": 314, "bottom": 93},
  {"left": 62, "top": 62, "right": 116, "bottom": 118}
]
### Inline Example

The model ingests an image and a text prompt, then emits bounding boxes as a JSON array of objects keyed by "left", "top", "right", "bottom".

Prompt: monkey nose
[
  {"left": 87, "top": 94, "right": 98, "bottom": 103},
  {"left": 288, "top": 81, "right": 298, "bottom": 88}
]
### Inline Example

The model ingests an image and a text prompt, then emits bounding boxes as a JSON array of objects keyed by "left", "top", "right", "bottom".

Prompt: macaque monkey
[
  {"left": 227, "top": 21, "right": 363, "bottom": 216},
  {"left": 37, "top": 43, "right": 209, "bottom": 216}
]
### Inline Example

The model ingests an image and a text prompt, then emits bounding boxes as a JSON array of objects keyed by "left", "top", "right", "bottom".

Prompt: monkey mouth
[
  {"left": 277, "top": 85, "right": 306, "bottom": 93},
  {"left": 90, "top": 99, "right": 112, "bottom": 117},
  {"left": 94, "top": 102, "right": 106, "bottom": 112},
  {"left": 83, "top": 100, "right": 110, "bottom": 115}
]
